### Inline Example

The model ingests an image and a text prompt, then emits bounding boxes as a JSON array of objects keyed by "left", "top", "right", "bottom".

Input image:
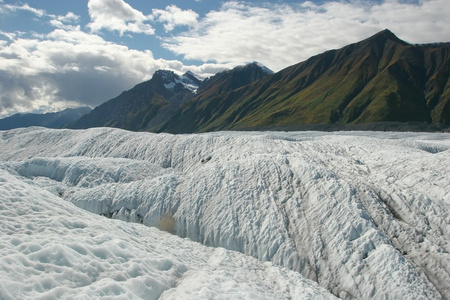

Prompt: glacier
[{"left": 1, "top": 127, "right": 449, "bottom": 299}]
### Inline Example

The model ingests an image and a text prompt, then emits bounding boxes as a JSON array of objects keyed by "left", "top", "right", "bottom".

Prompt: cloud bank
[{"left": 0, "top": 0, "right": 225, "bottom": 117}]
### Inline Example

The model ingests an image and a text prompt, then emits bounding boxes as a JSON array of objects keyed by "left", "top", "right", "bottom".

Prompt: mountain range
[
  {"left": 67, "top": 62, "right": 273, "bottom": 131},
  {"left": 0, "top": 107, "right": 91, "bottom": 130},
  {"left": 3, "top": 29, "right": 448, "bottom": 132},
  {"left": 161, "top": 29, "right": 449, "bottom": 133},
  {"left": 188, "top": 30, "right": 448, "bottom": 132}
]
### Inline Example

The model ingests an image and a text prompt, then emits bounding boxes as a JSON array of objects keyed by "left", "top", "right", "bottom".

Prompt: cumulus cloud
[
  {"left": 0, "top": 26, "right": 210, "bottom": 117},
  {"left": 58, "top": 12, "right": 80, "bottom": 23},
  {"left": 163, "top": 0, "right": 450, "bottom": 71},
  {"left": 0, "top": 30, "right": 18, "bottom": 40},
  {"left": 152, "top": 5, "right": 199, "bottom": 32},
  {"left": 87, "top": 0, "right": 154, "bottom": 35},
  {"left": 0, "top": 0, "right": 225, "bottom": 117},
  {"left": 49, "top": 12, "right": 81, "bottom": 30}
]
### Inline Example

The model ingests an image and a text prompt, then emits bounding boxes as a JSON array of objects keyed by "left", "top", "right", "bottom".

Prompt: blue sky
[{"left": 0, "top": 0, "right": 448, "bottom": 117}]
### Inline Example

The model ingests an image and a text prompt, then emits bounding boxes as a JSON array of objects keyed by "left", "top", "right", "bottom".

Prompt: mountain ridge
[
  {"left": 66, "top": 29, "right": 449, "bottom": 132},
  {"left": 163, "top": 29, "right": 449, "bottom": 133},
  {"left": 0, "top": 107, "right": 91, "bottom": 130},
  {"left": 66, "top": 70, "right": 205, "bottom": 131},
  {"left": 67, "top": 61, "right": 272, "bottom": 131}
]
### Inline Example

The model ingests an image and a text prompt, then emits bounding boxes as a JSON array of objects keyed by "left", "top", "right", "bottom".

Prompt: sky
[{"left": 0, "top": 0, "right": 448, "bottom": 117}]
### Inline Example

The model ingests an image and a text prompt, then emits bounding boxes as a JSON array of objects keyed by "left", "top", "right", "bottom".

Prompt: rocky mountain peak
[
  {"left": 151, "top": 69, "right": 203, "bottom": 93},
  {"left": 241, "top": 61, "right": 274, "bottom": 75},
  {"left": 364, "top": 28, "right": 409, "bottom": 45}
]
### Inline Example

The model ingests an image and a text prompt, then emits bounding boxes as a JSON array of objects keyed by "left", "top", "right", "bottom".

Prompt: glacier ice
[
  {"left": 0, "top": 168, "right": 335, "bottom": 299},
  {"left": 1, "top": 127, "right": 449, "bottom": 299}
]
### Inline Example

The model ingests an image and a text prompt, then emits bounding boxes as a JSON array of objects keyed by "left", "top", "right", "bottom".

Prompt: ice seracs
[
  {"left": 0, "top": 166, "right": 336, "bottom": 299},
  {"left": 0, "top": 127, "right": 449, "bottom": 299}
]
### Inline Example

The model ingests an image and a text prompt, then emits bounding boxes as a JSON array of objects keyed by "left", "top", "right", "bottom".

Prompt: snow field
[
  {"left": 0, "top": 168, "right": 335, "bottom": 299},
  {"left": 1, "top": 127, "right": 449, "bottom": 299}
]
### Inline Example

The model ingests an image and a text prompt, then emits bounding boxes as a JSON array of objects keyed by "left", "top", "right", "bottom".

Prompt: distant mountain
[
  {"left": 67, "top": 62, "right": 272, "bottom": 131},
  {"left": 66, "top": 70, "right": 204, "bottom": 131},
  {"left": 0, "top": 107, "right": 91, "bottom": 130},
  {"left": 164, "top": 29, "right": 449, "bottom": 133}
]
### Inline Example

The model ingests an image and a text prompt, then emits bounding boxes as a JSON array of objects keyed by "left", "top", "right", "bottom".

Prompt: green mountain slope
[{"left": 164, "top": 30, "right": 449, "bottom": 133}]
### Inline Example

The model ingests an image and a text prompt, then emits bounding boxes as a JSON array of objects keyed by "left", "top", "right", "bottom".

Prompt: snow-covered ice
[{"left": 1, "top": 127, "right": 449, "bottom": 299}]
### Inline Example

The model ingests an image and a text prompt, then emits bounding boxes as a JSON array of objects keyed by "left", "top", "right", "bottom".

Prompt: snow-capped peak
[
  {"left": 180, "top": 71, "right": 203, "bottom": 93},
  {"left": 234, "top": 61, "right": 274, "bottom": 75},
  {"left": 249, "top": 61, "right": 274, "bottom": 75},
  {"left": 153, "top": 70, "right": 202, "bottom": 93}
]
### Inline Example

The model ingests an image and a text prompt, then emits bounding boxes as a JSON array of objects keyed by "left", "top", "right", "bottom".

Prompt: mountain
[
  {"left": 0, "top": 107, "right": 91, "bottom": 130},
  {"left": 1, "top": 127, "right": 449, "bottom": 299},
  {"left": 159, "top": 61, "right": 274, "bottom": 133},
  {"left": 196, "top": 61, "right": 273, "bottom": 96},
  {"left": 66, "top": 30, "right": 449, "bottom": 133},
  {"left": 164, "top": 29, "right": 449, "bottom": 133},
  {"left": 66, "top": 70, "right": 203, "bottom": 131},
  {"left": 67, "top": 63, "right": 272, "bottom": 131}
]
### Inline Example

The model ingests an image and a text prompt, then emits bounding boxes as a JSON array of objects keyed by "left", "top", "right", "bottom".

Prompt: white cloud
[
  {"left": 87, "top": 0, "right": 154, "bottom": 35},
  {"left": 49, "top": 12, "right": 80, "bottom": 30},
  {"left": 50, "top": 11, "right": 81, "bottom": 29},
  {"left": 163, "top": 0, "right": 450, "bottom": 72},
  {"left": 152, "top": 5, "right": 199, "bottom": 32},
  {"left": 0, "top": 2, "right": 46, "bottom": 17},
  {"left": 0, "top": 1, "right": 224, "bottom": 117},
  {"left": 0, "top": 27, "right": 214, "bottom": 117},
  {"left": 0, "top": 2, "right": 80, "bottom": 31},
  {"left": 57, "top": 12, "right": 80, "bottom": 23},
  {"left": 0, "top": 30, "right": 17, "bottom": 40}
]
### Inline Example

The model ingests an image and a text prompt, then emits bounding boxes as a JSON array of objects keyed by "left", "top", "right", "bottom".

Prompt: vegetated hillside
[
  {"left": 66, "top": 63, "right": 272, "bottom": 132},
  {"left": 164, "top": 29, "right": 450, "bottom": 133},
  {"left": 0, "top": 107, "right": 91, "bottom": 130},
  {"left": 1, "top": 127, "right": 449, "bottom": 299}
]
